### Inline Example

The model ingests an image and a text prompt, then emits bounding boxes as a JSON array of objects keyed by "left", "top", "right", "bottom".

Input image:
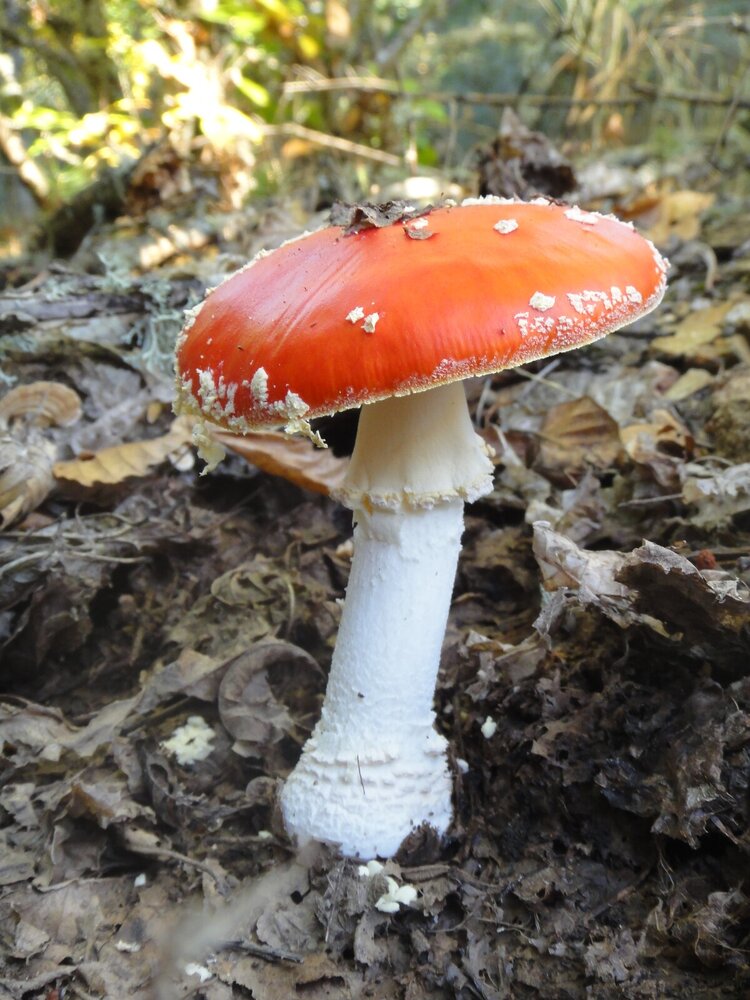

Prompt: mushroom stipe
[{"left": 175, "top": 196, "right": 668, "bottom": 859}]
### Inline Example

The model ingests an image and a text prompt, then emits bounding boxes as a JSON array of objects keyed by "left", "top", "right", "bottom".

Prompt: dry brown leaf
[
  {"left": 53, "top": 415, "right": 192, "bottom": 492},
  {"left": 621, "top": 409, "right": 692, "bottom": 458},
  {"left": 211, "top": 427, "right": 349, "bottom": 495},
  {"left": 0, "top": 433, "right": 56, "bottom": 528},
  {"left": 0, "top": 382, "right": 84, "bottom": 528},
  {"left": 218, "top": 642, "right": 324, "bottom": 760},
  {"left": 620, "top": 409, "right": 693, "bottom": 488},
  {"left": 641, "top": 189, "right": 716, "bottom": 244},
  {"left": 0, "top": 381, "right": 82, "bottom": 429},
  {"left": 651, "top": 301, "right": 735, "bottom": 358},
  {"left": 535, "top": 396, "right": 622, "bottom": 485},
  {"left": 663, "top": 368, "right": 714, "bottom": 401},
  {"left": 533, "top": 521, "right": 750, "bottom": 640}
]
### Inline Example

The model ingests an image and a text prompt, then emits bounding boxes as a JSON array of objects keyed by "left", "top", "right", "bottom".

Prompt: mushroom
[{"left": 175, "top": 196, "right": 668, "bottom": 859}]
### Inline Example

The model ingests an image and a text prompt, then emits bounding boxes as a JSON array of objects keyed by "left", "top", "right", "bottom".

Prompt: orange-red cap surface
[{"left": 176, "top": 198, "right": 667, "bottom": 431}]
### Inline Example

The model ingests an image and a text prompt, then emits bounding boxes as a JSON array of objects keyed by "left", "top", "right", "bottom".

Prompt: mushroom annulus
[{"left": 175, "top": 196, "right": 668, "bottom": 858}]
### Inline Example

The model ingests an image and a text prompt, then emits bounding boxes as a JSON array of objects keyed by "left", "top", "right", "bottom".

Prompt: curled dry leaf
[
  {"left": 620, "top": 409, "right": 694, "bottom": 489},
  {"left": 533, "top": 521, "right": 750, "bottom": 643},
  {"left": 682, "top": 462, "right": 750, "bottom": 527},
  {"left": 0, "top": 381, "right": 84, "bottom": 528},
  {"left": 0, "top": 434, "right": 56, "bottom": 529},
  {"left": 536, "top": 396, "right": 622, "bottom": 485},
  {"left": 632, "top": 188, "right": 715, "bottom": 244},
  {"left": 0, "top": 381, "right": 82, "bottom": 429},
  {"left": 533, "top": 522, "right": 629, "bottom": 608},
  {"left": 210, "top": 427, "right": 349, "bottom": 495},
  {"left": 477, "top": 106, "right": 576, "bottom": 199},
  {"left": 218, "top": 642, "right": 324, "bottom": 761},
  {"left": 329, "top": 199, "right": 432, "bottom": 234},
  {"left": 53, "top": 415, "right": 193, "bottom": 495}
]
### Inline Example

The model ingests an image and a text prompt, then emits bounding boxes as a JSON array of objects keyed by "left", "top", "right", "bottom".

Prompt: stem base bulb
[{"left": 280, "top": 730, "right": 452, "bottom": 858}]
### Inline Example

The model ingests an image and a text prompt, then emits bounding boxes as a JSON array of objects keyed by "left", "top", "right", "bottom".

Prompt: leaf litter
[{"left": 2, "top": 159, "right": 750, "bottom": 999}]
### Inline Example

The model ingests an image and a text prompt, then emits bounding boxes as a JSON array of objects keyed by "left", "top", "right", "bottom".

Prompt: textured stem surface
[
  {"left": 280, "top": 500, "right": 463, "bottom": 858},
  {"left": 281, "top": 384, "right": 493, "bottom": 858}
]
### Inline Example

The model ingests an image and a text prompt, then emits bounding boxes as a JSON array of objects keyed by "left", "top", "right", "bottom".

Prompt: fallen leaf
[
  {"left": 0, "top": 840, "right": 36, "bottom": 888},
  {"left": 137, "top": 648, "right": 227, "bottom": 714},
  {"left": 218, "top": 642, "right": 324, "bottom": 761},
  {"left": 682, "top": 462, "right": 750, "bottom": 527},
  {"left": 536, "top": 396, "right": 622, "bottom": 485},
  {"left": 53, "top": 415, "right": 192, "bottom": 493},
  {"left": 663, "top": 368, "right": 714, "bottom": 401},
  {"left": 620, "top": 409, "right": 693, "bottom": 488},
  {"left": 211, "top": 427, "right": 349, "bottom": 495},
  {"left": 584, "top": 928, "right": 639, "bottom": 984},
  {"left": 651, "top": 301, "right": 734, "bottom": 357},
  {"left": 640, "top": 189, "right": 715, "bottom": 243},
  {"left": 533, "top": 521, "right": 750, "bottom": 644},
  {"left": 329, "top": 200, "right": 432, "bottom": 234},
  {"left": 477, "top": 107, "right": 576, "bottom": 199},
  {"left": 0, "top": 381, "right": 83, "bottom": 527},
  {"left": 0, "top": 432, "right": 56, "bottom": 528},
  {"left": 0, "top": 381, "right": 82, "bottom": 428}
]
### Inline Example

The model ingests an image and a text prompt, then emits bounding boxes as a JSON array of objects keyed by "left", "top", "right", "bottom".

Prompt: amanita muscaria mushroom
[{"left": 175, "top": 196, "right": 668, "bottom": 858}]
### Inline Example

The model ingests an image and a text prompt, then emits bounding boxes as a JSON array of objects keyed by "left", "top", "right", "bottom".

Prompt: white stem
[
  {"left": 280, "top": 500, "right": 462, "bottom": 858},
  {"left": 280, "top": 383, "right": 494, "bottom": 858}
]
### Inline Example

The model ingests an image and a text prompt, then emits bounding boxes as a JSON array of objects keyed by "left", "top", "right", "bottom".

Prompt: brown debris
[
  {"left": 536, "top": 395, "right": 623, "bottom": 486},
  {"left": 329, "top": 199, "right": 434, "bottom": 234},
  {"left": 477, "top": 108, "right": 576, "bottom": 199},
  {"left": 212, "top": 427, "right": 349, "bottom": 495},
  {"left": 4, "top": 169, "right": 750, "bottom": 1000}
]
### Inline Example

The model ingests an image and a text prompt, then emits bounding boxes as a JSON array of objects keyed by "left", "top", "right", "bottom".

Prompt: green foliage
[{"left": 0, "top": 0, "right": 748, "bottom": 214}]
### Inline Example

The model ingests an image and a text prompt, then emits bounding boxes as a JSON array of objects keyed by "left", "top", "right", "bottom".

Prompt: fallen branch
[
  {"left": 283, "top": 75, "right": 750, "bottom": 110},
  {"left": 267, "top": 122, "right": 404, "bottom": 166}
]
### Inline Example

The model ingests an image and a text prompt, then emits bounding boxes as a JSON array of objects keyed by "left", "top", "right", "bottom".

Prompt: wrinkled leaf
[
  {"left": 211, "top": 427, "right": 348, "bottom": 495},
  {"left": 682, "top": 462, "right": 750, "bottom": 527},
  {"left": 0, "top": 381, "right": 82, "bottom": 428},
  {"left": 533, "top": 521, "right": 750, "bottom": 643},
  {"left": 651, "top": 301, "right": 734, "bottom": 357},
  {"left": 0, "top": 432, "right": 56, "bottom": 528},
  {"left": 329, "top": 200, "right": 431, "bottom": 234},
  {"left": 53, "top": 415, "right": 192, "bottom": 492},
  {"left": 536, "top": 396, "right": 622, "bottom": 485},
  {"left": 218, "top": 642, "right": 323, "bottom": 758}
]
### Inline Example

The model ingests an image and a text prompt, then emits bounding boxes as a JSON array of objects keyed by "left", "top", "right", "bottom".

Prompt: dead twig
[
  {"left": 266, "top": 123, "right": 404, "bottom": 166},
  {"left": 284, "top": 76, "right": 750, "bottom": 110},
  {"left": 224, "top": 940, "right": 303, "bottom": 964},
  {"left": 120, "top": 831, "right": 226, "bottom": 889}
]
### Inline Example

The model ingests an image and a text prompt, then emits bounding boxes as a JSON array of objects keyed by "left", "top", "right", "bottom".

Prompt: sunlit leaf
[
  {"left": 296, "top": 32, "right": 320, "bottom": 60},
  {"left": 234, "top": 74, "right": 271, "bottom": 108}
]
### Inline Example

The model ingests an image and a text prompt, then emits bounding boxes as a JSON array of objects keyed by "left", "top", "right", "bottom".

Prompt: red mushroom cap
[{"left": 175, "top": 198, "right": 667, "bottom": 431}]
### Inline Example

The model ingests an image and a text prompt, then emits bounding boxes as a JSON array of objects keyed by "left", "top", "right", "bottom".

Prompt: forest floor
[{"left": 1, "top": 145, "right": 750, "bottom": 999}]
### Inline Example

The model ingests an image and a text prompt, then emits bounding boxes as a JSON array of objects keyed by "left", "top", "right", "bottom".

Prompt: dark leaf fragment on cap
[{"left": 329, "top": 200, "right": 434, "bottom": 235}]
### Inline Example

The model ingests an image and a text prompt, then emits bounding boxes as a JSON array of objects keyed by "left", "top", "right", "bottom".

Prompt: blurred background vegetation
[{"left": 1, "top": 0, "right": 749, "bottom": 253}]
